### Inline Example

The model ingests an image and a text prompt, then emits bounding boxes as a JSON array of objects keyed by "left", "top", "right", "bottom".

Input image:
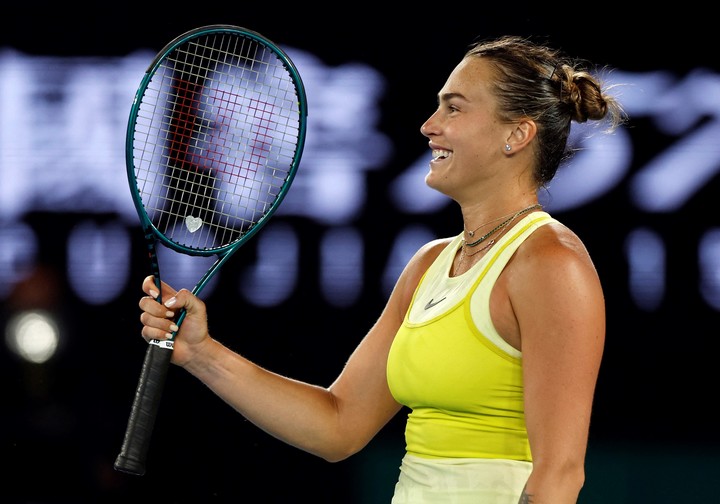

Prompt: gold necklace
[
  {"left": 463, "top": 204, "right": 542, "bottom": 248},
  {"left": 465, "top": 238, "right": 498, "bottom": 257},
  {"left": 465, "top": 212, "right": 515, "bottom": 238},
  {"left": 457, "top": 236, "right": 498, "bottom": 271},
  {"left": 463, "top": 218, "right": 513, "bottom": 259}
]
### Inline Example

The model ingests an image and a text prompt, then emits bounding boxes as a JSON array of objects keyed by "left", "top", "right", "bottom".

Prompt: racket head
[{"left": 126, "top": 24, "right": 307, "bottom": 258}]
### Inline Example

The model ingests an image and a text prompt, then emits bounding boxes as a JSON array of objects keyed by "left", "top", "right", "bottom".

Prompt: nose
[{"left": 420, "top": 113, "right": 437, "bottom": 138}]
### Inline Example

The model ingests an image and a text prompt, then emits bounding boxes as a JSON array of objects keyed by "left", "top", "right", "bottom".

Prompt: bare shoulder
[
  {"left": 507, "top": 222, "right": 603, "bottom": 308},
  {"left": 502, "top": 220, "right": 603, "bottom": 305},
  {"left": 514, "top": 220, "right": 598, "bottom": 273},
  {"left": 400, "top": 237, "right": 454, "bottom": 287},
  {"left": 491, "top": 221, "right": 604, "bottom": 351},
  {"left": 413, "top": 237, "right": 454, "bottom": 267},
  {"left": 501, "top": 220, "right": 605, "bottom": 351}
]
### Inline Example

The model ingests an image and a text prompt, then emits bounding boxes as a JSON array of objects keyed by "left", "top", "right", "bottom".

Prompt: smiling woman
[
  {"left": 2, "top": 11, "right": 720, "bottom": 504},
  {"left": 130, "top": 34, "right": 625, "bottom": 504}
]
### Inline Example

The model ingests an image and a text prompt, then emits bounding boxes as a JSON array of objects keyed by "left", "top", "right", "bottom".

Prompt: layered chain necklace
[{"left": 461, "top": 203, "right": 542, "bottom": 258}]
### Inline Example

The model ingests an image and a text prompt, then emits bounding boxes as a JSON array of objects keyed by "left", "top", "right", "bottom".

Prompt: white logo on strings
[{"left": 185, "top": 215, "right": 203, "bottom": 233}]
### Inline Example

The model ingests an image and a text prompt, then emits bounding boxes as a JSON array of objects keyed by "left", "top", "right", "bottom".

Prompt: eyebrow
[{"left": 438, "top": 91, "right": 468, "bottom": 104}]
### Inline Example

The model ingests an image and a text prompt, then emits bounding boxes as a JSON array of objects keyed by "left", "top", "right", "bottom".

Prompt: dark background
[{"left": 1, "top": 5, "right": 718, "bottom": 503}]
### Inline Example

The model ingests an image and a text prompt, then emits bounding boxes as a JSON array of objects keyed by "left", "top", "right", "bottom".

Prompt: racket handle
[{"left": 114, "top": 342, "right": 173, "bottom": 476}]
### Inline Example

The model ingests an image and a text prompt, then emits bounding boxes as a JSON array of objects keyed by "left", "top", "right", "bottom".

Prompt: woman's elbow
[{"left": 313, "top": 434, "right": 370, "bottom": 463}]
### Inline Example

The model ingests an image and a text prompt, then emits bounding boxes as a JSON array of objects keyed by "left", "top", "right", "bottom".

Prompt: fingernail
[
  {"left": 166, "top": 311, "right": 175, "bottom": 318},
  {"left": 169, "top": 324, "right": 179, "bottom": 332},
  {"left": 165, "top": 297, "right": 177, "bottom": 308},
  {"left": 149, "top": 289, "right": 159, "bottom": 299}
]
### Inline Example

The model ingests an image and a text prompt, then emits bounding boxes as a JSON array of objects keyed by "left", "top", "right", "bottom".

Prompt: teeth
[{"left": 432, "top": 149, "right": 450, "bottom": 161}]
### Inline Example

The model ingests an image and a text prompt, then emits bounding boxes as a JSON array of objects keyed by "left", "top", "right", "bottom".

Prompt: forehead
[{"left": 439, "top": 57, "right": 494, "bottom": 100}]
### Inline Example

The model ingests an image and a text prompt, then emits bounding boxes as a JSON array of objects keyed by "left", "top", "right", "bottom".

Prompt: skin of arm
[
  {"left": 138, "top": 239, "right": 449, "bottom": 462},
  {"left": 492, "top": 222, "right": 606, "bottom": 504}
]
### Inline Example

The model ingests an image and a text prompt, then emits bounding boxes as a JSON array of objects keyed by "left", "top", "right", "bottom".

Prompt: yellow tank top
[{"left": 387, "top": 212, "right": 555, "bottom": 461}]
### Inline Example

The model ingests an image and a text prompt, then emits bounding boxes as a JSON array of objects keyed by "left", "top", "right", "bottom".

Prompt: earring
[{"left": 504, "top": 144, "right": 512, "bottom": 151}]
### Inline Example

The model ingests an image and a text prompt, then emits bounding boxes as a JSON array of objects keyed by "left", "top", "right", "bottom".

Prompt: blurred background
[{"left": 1, "top": 5, "right": 719, "bottom": 503}]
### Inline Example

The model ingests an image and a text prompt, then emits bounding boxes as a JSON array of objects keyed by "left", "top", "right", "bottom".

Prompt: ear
[{"left": 505, "top": 119, "right": 537, "bottom": 153}]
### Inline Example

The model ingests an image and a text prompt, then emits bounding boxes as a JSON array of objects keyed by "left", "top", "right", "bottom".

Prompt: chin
[{"left": 425, "top": 172, "right": 451, "bottom": 196}]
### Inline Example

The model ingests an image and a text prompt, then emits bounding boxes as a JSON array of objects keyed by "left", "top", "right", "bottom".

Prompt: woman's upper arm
[
  {"left": 512, "top": 228, "right": 605, "bottom": 477},
  {"left": 326, "top": 238, "right": 451, "bottom": 449}
]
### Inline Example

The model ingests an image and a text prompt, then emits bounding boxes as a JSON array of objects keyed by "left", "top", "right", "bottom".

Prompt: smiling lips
[{"left": 432, "top": 149, "right": 450, "bottom": 161}]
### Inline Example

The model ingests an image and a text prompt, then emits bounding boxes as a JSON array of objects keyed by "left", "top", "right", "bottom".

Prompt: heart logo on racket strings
[{"left": 185, "top": 215, "right": 203, "bottom": 233}]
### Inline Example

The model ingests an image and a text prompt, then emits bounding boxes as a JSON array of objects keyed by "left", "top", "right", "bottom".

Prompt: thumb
[
  {"left": 163, "top": 288, "right": 195, "bottom": 313},
  {"left": 163, "top": 289, "right": 207, "bottom": 329}
]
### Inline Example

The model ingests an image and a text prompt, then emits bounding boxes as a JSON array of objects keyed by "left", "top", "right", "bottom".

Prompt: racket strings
[{"left": 133, "top": 32, "right": 303, "bottom": 252}]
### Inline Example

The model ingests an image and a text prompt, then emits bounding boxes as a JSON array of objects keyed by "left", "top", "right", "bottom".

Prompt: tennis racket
[{"left": 114, "top": 24, "right": 307, "bottom": 476}]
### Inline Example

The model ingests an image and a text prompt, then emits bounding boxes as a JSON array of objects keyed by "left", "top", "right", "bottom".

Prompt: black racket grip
[{"left": 114, "top": 342, "right": 173, "bottom": 475}]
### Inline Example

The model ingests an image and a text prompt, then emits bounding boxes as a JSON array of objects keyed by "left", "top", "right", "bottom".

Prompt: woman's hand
[{"left": 138, "top": 275, "right": 211, "bottom": 367}]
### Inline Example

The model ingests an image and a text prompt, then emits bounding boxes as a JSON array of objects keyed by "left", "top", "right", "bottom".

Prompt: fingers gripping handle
[{"left": 114, "top": 342, "right": 173, "bottom": 475}]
